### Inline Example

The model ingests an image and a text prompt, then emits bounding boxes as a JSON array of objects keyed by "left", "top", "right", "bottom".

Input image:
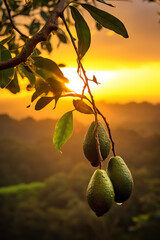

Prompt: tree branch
[{"left": 0, "top": 0, "right": 67, "bottom": 71}]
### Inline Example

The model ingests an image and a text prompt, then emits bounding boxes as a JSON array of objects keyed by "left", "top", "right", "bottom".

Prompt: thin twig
[
  {"left": 61, "top": 13, "right": 103, "bottom": 168},
  {"left": 61, "top": 15, "right": 116, "bottom": 158},
  {"left": 3, "top": 0, "right": 28, "bottom": 38},
  {"left": 96, "top": 109, "right": 116, "bottom": 156}
]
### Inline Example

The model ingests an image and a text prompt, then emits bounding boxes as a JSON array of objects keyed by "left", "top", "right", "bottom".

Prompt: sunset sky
[{"left": 0, "top": 0, "right": 160, "bottom": 119}]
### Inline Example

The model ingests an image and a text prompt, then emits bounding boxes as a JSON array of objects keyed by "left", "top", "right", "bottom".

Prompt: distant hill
[
  {"left": 0, "top": 102, "right": 160, "bottom": 142},
  {"left": 0, "top": 114, "right": 56, "bottom": 142},
  {"left": 96, "top": 102, "right": 160, "bottom": 135},
  {"left": 98, "top": 102, "right": 160, "bottom": 123},
  {"left": 0, "top": 102, "right": 160, "bottom": 186},
  {"left": 0, "top": 103, "right": 160, "bottom": 240}
]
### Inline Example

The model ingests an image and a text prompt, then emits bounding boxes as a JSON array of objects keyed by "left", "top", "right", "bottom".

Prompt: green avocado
[
  {"left": 83, "top": 121, "right": 110, "bottom": 167},
  {"left": 86, "top": 169, "right": 115, "bottom": 217},
  {"left": 107, "top": 156, "right": 133, "bottom": 203}
]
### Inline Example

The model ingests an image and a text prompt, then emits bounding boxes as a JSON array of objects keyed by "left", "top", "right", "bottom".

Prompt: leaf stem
[{"left": 61, "top": 14, "right": 104, "bottom": 168}]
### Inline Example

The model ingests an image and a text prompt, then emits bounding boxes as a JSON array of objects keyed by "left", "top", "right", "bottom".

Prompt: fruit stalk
[
  {"left": 96, "top": 108, "right": 116, "bottom": 157},
  {"left": 62, "top": 15, "right": 103, "bottom": 168}
]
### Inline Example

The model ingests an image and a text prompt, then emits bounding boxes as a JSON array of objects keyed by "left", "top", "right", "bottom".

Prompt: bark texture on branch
[{"left": 0, "top": 0, "right": 67, "bottom": 70}]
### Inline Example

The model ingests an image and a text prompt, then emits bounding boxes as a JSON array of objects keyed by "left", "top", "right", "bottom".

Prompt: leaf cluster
[
  {"left": 0, "top": 0, "right": 129, "bottom": 155},
  {"left": 0, "top": 0, "right": 68, "bottom": 65},
  {"left": 0, "top": 0, "right": 128, "bottom": 93}
]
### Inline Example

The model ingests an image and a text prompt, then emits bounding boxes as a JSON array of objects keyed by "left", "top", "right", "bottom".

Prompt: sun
[
  {"left": 62, "top": 67, "right": 115, "bottom": 95},
  {"left": 62, "top": 68, "right": 84, "bottom": 93},
  {"left": 62, "top": 67, "right": 108, "bottom": 94}
]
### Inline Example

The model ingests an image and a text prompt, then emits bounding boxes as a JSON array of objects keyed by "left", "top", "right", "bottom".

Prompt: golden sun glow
[
  {"left": 61, "top": 63, "right": 160, "bottom": 103},
  {"left": 62, "top": 68, "right": 84, "bottom": 93},
  {"left": 0, "top": 64, "right": 160, "bottom": 122},
  {"left": 62, "top": 67, "right": 115, "bottom": 94}
]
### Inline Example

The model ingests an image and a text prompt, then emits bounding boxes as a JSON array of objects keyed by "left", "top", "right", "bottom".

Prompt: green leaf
[
  {"left": 81, "top": 4, "right": 128, "bottom": 38},
  {"left": 0, "top": 44, "right": 14, "bottom": 88},
  {"left": 0, "top": 23, "right": 12, "bottom": 36},
  {"left": 53, "top": 111, "right": 73, "bottom": 151},
  {"left": 32, "top": 91, "right": 41, "bottom": 102},
  {"left": 32, "top": 56, "right": 63, "bottom": 77},
  {"left": 32, "top": 56, "right": 69, "bottom": 83},
  {"left": 29, "top": 19, "right": 40, "bottom": 35},
  {"left": 40, "top": 10, "right": 48, "bottom": 21},
  {"left": 8, "top": 0, "right": 20, "bottom": 11},
  {"left": 53, "top": 94, "right": 61, "bottom": 110},
  {"left": 35, "top": 97, "right": 55, "bottom": 110},
  {"left": 96, "top": 0, "right": 115, "bottom": 8},
  {"left": 35, "top": 78, "right": 50, "bottom": 95},
  {"left": 57, "top": 32, "right": 68, "bottom": 44},
  {"left": 70, "top": 6, "right": 91, "bottom": 58},
  {"left": 41, "top": 41, "right": 52, "bottom": 53},
  {"left": 6, "top": 71, "right": 20, "bottom": 94},
  {"left": 46, "top": 77, "right": 69, "bottom": 95},
  {"left": 18, "top": 64, "right": 35, "bottom": 86},
  {"left": 73, "top": 99, "right": 94, "bottom": 114},
  {"left": 26, "top": 78, "right": 49, "bottom": 108},
  {"left": 96, "top": 22, "right": 103, "bottom": 31},
  {"left": 26, "top": 90, "right": 43, "bottom": 108},
  {"left": 20, "top": 2, "right": 32, "bottom": 15},
  {"left": 0, "top": 34, "right": 14, "bottom": 45}
]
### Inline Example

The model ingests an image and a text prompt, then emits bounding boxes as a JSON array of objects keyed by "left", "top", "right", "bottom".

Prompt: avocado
[
  {"left": 107, "top": 156, "right": 133, "bottom": 203},
  {"left": 83, "top": 121, "right": 110, "bottom": 167},
  {"left": 86, "top": 169, "right": 115, "bottom": 217}
]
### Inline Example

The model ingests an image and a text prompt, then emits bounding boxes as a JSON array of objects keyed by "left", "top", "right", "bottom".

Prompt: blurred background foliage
[
  {"left": 0, "top": 102, "right": 160, "bottom": 240},
  {"left": 0, "top": 0, "right": 64, "bottom": 54}
]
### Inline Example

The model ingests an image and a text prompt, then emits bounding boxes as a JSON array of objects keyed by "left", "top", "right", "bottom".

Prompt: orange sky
[
  {"left": 42, "top": 0, "right": 160, "bottom": 103},
  {"left": 0, "top": 0, "right": 160, "bottom": 119},
  {"left": 51, "top": 0, "right": 160, "bottom": 67}
]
